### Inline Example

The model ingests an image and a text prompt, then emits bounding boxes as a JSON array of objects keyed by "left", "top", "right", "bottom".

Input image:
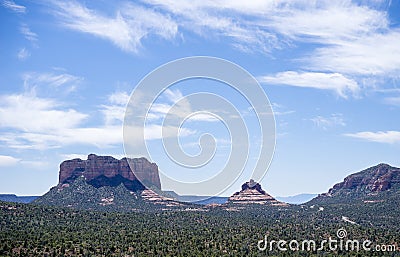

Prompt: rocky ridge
[{"left": 321, "top": 163, "right": 400, "bottom": 197}]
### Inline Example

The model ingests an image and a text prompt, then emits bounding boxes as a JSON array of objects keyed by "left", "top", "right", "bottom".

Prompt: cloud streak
[
  {"left": 259, "top": 71, "right": 359, "bottom": 98},
  {"left": 47, "top": 1, "right": 399, "bottom": 84},
  {"left": 0, "top": 155, "right": 20, "bottom": 166},
  {"left": 345, "top": 131, "right": 400, "bottom": 144},
  {"left": 2, "top": 0, "right": 25, "bottom": 13},
  {"left": 20, "top": 24, "right": 38, "bottom": 42},
  {"left": 23, "top": 72, "right": 83, "bottom": 95},
  {"left": 128, "top": 0, "right": 396, "bottom": 95},
  {"left": 0, "top": 92, "right": 123, "bottom": 150},
  {"left": 0, "top": 93, "right": 87, "bottom": 133},
  {"left": 51, "top": 1, "right": 178, "bottom": 53},
  {"left": 384, "top": 96, "right": 400, "bottom": 106},
  {"left": 17, "top": 48, "right": 30, "bottom": 60},
  {"left": 311, "top": 114, "right": 346, "bottom": 130}
]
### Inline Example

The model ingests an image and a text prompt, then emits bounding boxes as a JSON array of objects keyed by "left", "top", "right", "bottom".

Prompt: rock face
[
  {"left": 58, "top": 154, "right": 161, "bottom": 191},
  {"left": 322, "top": 163, "right": 400, "bottom": 197},
  {"left": 228, "top": 179, "right": 287, "bottom": 206}
]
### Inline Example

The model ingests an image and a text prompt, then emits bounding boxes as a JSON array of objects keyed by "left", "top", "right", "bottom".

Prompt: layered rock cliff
[
  {"left": 58, "top": 154, "right": 161, "bottom": 191},
  {"left": 228, "top": 179, "right": 287, "bottom": 206}
]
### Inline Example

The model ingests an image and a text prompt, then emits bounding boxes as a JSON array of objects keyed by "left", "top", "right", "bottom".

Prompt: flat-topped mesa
[
  {"left": 228, "top": 179, "right": 288, "bottom": 206},
  {"left": 58, "top": 154, "right": 161, "bottom": 191}
]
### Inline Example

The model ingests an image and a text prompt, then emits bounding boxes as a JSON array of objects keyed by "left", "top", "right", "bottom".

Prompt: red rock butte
[
  {"left": 58, "top": 154, "right": 161, "bottom": 191},
  {"left": 228, "top": 179, "right": 288, "bottom": 206}
]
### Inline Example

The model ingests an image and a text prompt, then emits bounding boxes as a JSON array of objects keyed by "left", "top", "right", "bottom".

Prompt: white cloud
[
  {"left": 145, "top": 89, "right": 220, "bottom": 123},
  {"left": 46, "top": 0, "right": 399, "bottom": 81},
  {"left": 101, "top": 91, "right": 130, "bottom": 125},
  {"left": 309, "top": 30, "right": 400, "bottom": 76},
  {"left": 142, "top": 0, "right": 390, "bottom": 55},
  {"left": 51, "top": 1, "right": 178, "bottom": 53},
  {"left": 345, "top": 131, "right": 400, "bottom": 144},
  {"left": 17, "top": 47, "right": 30, "bottom": 60},
  {"left": 2, "top": 0, "right": 25, "bottom": 13},
  {"left": 108, "top": 91, "right": 130, "bottom": 106},
  {"left": 311, "top": 114, "right": 346, "bottom": 130},
  {"left": 60, "top": 154, "right": 88, "bottom": 160},
  {"left": 269, "top": 103, "right": 295, "bottom": 116},
  {"left": 101, "top": 105, "right": 126, "bottom": 125},
  {"left": 384, "top": 96, "right": 400, "bottom": 106},
  {"left": 0, "top": 89, "right": 197, "bottom": 150},
  {"left": 0, "top": 93, "right": 87, "bottom": 132},
  {"left": 45, "top": 0, "right": 399, "bottom": 84},
  {"left": 146, "top": 89, "right": 188, "bottom": 121},
  {"left": 259, "top": 71, "right": 359, "bottom": 98},
  {"left": 1, "top": 125, "right": 123, "bottom": 150},
  {"left": 23, "top": 72, "right": 83, "bottom": 94},
  {"left": 143, "top": 0, "right": 280, "bottom": 53},
  {"left": 20, "top": 24, "right": 38, "bottom": 42},
  {"left": 19, "top": 160, "right": 50, "bottom": 169},
  {"left": 143, "top": 0, "right": 399, "bottom": 95},
  {"left": 163, "top": 89, "right": 183, "bottom": 103},
  {"left": 23, "top": 72, "right": 82, "bottom": 89},
  {"left": 0, "top": 155, "right": 20, "bottom": 166},
  {"left": 266, "top": 1, "right": 387, "bottom": 43},
  {"left": 143, "top": 124, "right": 195, "bottom": 140},
  {"left": 0, "top": 92, "right": 124, "bottom": 149}
]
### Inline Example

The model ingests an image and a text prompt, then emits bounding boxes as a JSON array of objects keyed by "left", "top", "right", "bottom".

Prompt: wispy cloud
[
  {"left": 146, "top": 89, "right": 219, "bottom": 122},
  {"left": 345, "top": 131, "right": 400, "bottom": 144},
  {"left": 311, "top": 114, "right": 346, "bottom": 130},
  {"left": 60, "top": 154, "right": 89, "bottom": 160},
  {"left": 141, "top": 0, "right": 397, "bottom": 97},
  {"left": 2, "top": 0, "right": 25, "bottom": 13},
  {"left": 20, "top": 23, "right": 38, "bottom": 42},
  {"left": 270, "top": 103, "right": 295, "bottom": 116},
  {"left": 309, "top": 30, "right": 400, "bottom": 76},
  {"left": 266, "top": 1, "right": 387, "bottom": 43},
  {"left": 384, "top": 96, "right": 400, "bottom": 106},
  {"left": 1, "top": 126, "right": 123, "bottom": 150},
  {"left": 46, "top": 0, "right": 399, "bottom": 87},
  {"left": 50, "top": 1, "right": 178, "bottom": 53},
  {"left": 0, "top": 93, "right": 87, "bottom": 133},
  {"left": 17, "top": 47, "right": 30, "bottom": 60},
  {"left": 101, "top": 91, "right": 130, "bottom": 126},
  {"left": 60, "top": 153, "right": 126, "bottom": 161},
  {"left": 0, "top": 155, "right": 20, "bottom": 166},
  {"left": 259, "top": 71, "right": 359, "bottom": 98},
  {"left": 23, "top": 71, "right": 83, "bottom": 94},
  {"left": 142, "top": 0, "right": 280, "bottom": 53},
  {"left": 0, "top": 92, "right": 123, "bottom": 149},
  {"left": 0, "top": 88, "right": 200, "bottom": 150}
]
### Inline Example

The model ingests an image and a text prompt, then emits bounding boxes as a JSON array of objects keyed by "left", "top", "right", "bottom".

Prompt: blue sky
[{"left": 1, "top": 0, "right": 400, "bottom": 197}]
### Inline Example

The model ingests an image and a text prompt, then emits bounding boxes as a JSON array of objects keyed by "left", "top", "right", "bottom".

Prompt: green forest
[{"left": 1, "top": 198, "right": 399, "bottom": 256}]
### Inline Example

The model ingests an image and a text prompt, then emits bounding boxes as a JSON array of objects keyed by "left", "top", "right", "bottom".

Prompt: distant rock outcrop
[
  {"left": 58, "top": 154, "right": 161, "bottom": 191},
  {"left": 228, "top": 179, "right": 288, "bottom": 206},
  {"left": 141, "top": 189, "right": 183, "bottom": 207},
  {"left": 321, "top": 163, "right": 400, "bottom": 197}
]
